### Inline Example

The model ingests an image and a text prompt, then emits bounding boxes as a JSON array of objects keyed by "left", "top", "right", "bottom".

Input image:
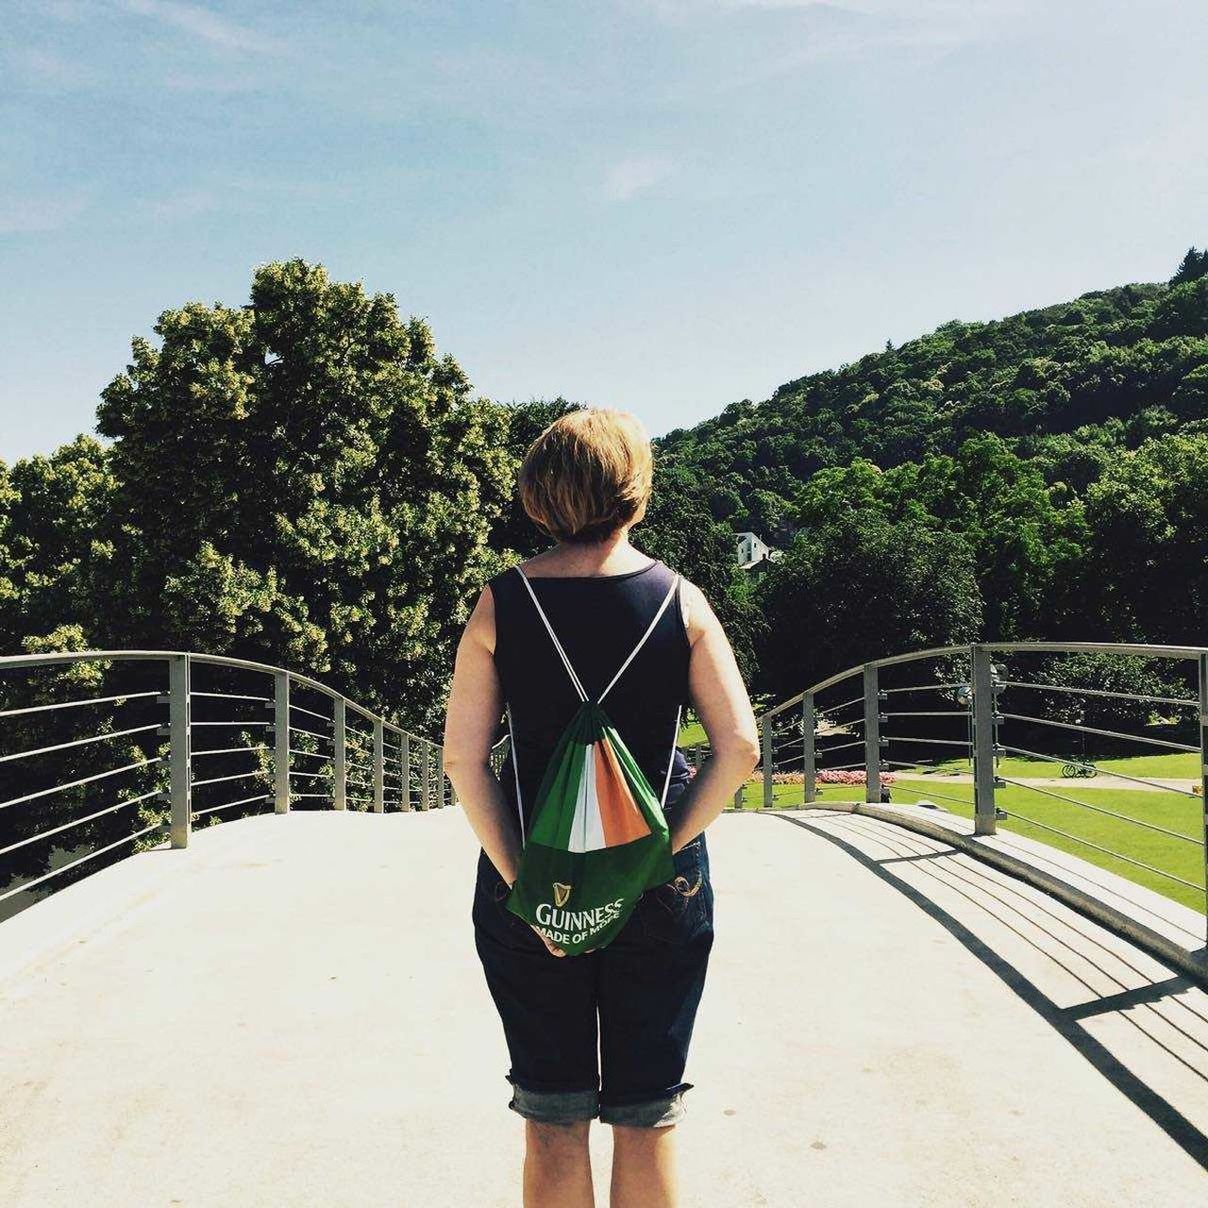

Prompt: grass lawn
[
  {"left": 916, "top": 751, "right": 1201, "bottom": 780},
  {"left": 733, "top": 777, "right": 1206, "bottom": 914},
  {"left": 678, "top": 720, "right": 708, "bottom": 748}
]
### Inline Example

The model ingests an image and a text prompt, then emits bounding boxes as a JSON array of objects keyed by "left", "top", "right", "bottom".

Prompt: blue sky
[{"left": 2, "top": 0, "right": 1207, "bottom": 461}]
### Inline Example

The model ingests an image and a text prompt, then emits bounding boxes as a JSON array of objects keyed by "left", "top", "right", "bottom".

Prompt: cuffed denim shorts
[{"left": 472, "top": 826, "right": 714, "bottom": 1128}]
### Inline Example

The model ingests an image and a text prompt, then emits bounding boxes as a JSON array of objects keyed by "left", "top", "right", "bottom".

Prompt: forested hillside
[
  {"left": 661, "top": 272, "right": 1208, "bottom": 539},
  {"left": 657, "top": 253, "right": 1208, "bottom": 695}
]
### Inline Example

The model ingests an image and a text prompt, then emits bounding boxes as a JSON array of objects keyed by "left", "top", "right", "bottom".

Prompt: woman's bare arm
[
  {"left": 667, "top": 581, "right": 761, "bottom": 852},
  {"left": 442, "top": 587, "right": 523, "bottom": 887}
]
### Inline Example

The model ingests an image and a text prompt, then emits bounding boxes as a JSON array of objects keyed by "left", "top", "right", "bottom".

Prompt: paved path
[{"left": 1, "top": 809, "right": 1205, "bottom": 1207}]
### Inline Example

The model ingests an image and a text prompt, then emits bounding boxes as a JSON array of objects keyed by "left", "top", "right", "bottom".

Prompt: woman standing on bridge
[{"left": 444, "top": 409, "right": 760, "bottom": 1208}]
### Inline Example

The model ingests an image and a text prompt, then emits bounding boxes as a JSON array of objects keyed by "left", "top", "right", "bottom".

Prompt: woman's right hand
[{"left": 530, "top": 925, "right": 566, "bottom": 957}]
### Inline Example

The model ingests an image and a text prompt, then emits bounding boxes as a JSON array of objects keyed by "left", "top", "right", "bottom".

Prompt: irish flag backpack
[{"left": 504, "top": 566, "right": 681, "bottom": 955}]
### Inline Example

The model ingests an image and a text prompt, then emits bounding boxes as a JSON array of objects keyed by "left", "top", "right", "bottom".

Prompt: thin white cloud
[
  {"left": 6, "top": 45, "right": 97, "bottom": 87},
  {"left": 661, "top": 0, "right": 1022, "bottom": 14},
  {"left": 39, "top": 0, "right": 106, "bottom": 20},
  {"left": 139, "top": 191, "right": 220, "bottom": 220},
  {"left": 646, "top": 0, "right": 1029, "bottom": 52},
  {"left": 162, "top": 68, "right": 264, "bottom": 92},
  {"left": 732, "top": 1, "right": 1002, "bottom": 10},
  {"left": 604, "top": 155, "right": 677, "bottom": 201},
  {"left": 0, "top": 195, "right": 87, "bottom": 234},
  {"left": 121, "top": 0, "right": 286, "bottom": 55}
]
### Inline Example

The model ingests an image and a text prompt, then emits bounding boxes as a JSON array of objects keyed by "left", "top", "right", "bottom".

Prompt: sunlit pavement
[{"left": 1, "top": 808, "right": 1204, "bottom": 1206}]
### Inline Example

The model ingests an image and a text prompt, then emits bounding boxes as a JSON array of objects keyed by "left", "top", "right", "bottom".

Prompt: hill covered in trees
[
  {"left": 656, "top": 252, "right": 1208, "bottom": 694},
  {"left": 660, "top": 270, "right": 1208, "bottom": 539}
]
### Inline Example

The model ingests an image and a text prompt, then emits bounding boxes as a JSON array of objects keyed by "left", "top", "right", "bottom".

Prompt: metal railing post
[
  {"left": 168, "top": 653, "right": 191, "bottom": 848},
  {"left": 761, "top": 713, "right": 774, "bottom": 809},
  {"left": 972, "top": 644, "right": 998, "bottom": 836},
  {"left": 273, "top": 670, "right": 290, "bottom": 814},
  {"left": 420, "top": 741, "right": 431, "bottom": 811},
  {"left": 803, "top": 692, "right": 816, "bottom": 805},
  {"left": 333, "top": 698, "right": 347, "bottom": 811},
  {"left": 863, "top": 664, "right": 881, "bottom": 804},
  {"left": 372, "top": 718, "right": 385, "bottom": 813},
  {"left": 400, "top": 733, "right": 412, "bottom": 812},
  {"left": 1199, "top": 653, "right": 1207, "bottom": 930},
  {"left": 435, "top": 744, "right": 445, "bottom": 808}
]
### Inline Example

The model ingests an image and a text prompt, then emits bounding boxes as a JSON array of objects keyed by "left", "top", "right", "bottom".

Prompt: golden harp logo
[{"left": 552, "top": 882, "right": 572, "bottom": 908}]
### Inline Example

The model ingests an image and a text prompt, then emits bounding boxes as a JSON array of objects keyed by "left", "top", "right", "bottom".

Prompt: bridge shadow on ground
[
  {"left": 771, "top": 811, "right": 1208, "bottom": 1170},
  {"left": 0, "top": 809, "right": 1205, "bottom": 1207}
]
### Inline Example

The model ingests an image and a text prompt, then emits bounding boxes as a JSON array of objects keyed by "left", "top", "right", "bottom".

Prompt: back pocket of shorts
[{"left": 637, "top": 841, "right": 709, "bottom": 944}]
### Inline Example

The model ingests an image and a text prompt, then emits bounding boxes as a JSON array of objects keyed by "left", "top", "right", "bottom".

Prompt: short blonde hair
[{"left": 518, "top": 409, "right": 654, "bottom": 544}]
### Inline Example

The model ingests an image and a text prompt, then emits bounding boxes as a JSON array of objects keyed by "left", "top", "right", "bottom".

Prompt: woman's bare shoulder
[
  {"left": 463, "top": 582, "right": 497, "bottom": 652},
  {"left": 677, "top": 578, "right": 717, "bottom": 646}
]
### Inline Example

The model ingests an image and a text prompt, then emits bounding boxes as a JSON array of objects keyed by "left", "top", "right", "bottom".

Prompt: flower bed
[{"left": 759, "top": 770, "right": 896, "bottom": 786}]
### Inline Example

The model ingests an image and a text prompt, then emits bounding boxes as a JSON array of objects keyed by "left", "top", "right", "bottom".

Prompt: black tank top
[{"left": 488, "top": 558, "right": 692, "bottom": 837}]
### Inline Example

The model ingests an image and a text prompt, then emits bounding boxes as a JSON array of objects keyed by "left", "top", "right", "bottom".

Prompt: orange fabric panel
[{"left": 593, "top": 738, "right": 650, "bottom": 846}]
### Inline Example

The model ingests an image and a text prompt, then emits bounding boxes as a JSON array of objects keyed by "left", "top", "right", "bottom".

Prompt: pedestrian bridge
[
  {"left": 1, "top": 808, "right": 1205, "bottom": 1206},
  {"left": 1, "top": 646, "right": 1206, "bottom": 1205}
]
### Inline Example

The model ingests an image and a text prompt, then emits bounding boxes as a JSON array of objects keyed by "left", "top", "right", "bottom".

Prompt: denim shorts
[{"left": 472, "top": 825, "right": 715, "bottom": 1128}]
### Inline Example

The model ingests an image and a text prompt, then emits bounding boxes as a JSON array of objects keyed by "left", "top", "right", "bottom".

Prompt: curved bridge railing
[
  {"left": 0, "top": 650, "right": 450, "bottom": 919},
  {"left": 751, "top": 642, "right": 1208, "bottom": 944},
  {"left": 5, "top": 641, "right": 1205, "bottom": 955}
]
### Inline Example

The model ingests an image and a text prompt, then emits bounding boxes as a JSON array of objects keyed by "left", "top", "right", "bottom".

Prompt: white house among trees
[{"left": 736, "top": 531, "right": 777, "bottom": 570}]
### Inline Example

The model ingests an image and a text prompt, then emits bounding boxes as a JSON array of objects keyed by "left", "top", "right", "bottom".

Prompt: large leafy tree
[
  {"left": 1079, "top": 433, "right": 1208, "bottom": 644},
  {"left": 488, "top": 397, "right": 583, "bottom": 558},
  {"left": 875, "top": 435, "right": 1087, "bottom": 640},
  {"left": 1, "top": 437, "right": 116, "bottom": 651},
  {"left": 93, "top": 259, "right": 513, "bottom": 731},
  {"left": 0, "top": 463, "right": 19, "bottom": 649},
  {"left": 790, "top": 438, "right": 1087, "bottom": 642},
  {"left": 755, "top": 512, "right": 984, "bottom": 698}
]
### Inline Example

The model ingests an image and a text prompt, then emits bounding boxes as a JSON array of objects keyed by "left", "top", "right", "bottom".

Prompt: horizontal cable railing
[
  {"left": 0, "top": 650, "right": 451, "bottom": 920},
  {"left": 751, "top": 642, "right": 1208, "bottom": 933}
]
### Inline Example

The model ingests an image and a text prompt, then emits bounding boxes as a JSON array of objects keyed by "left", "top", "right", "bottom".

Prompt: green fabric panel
[
  {"left": 507, "top": 701, "right": 676, "bottom": 955},
  {"left": 527, "top": 703, "right": 593, "bottom": 848}
]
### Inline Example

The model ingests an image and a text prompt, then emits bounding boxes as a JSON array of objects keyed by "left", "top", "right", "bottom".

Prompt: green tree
[
  {"left": 0, "top": 463, "right": 19, "bottom": 649},
  {"left": 878, "top": 436, "right": 1087, "bottom": 640},
  {"left": 1170, "top": 246, "right": 1208, "bottom": 285},
  {"left": 94, "top": 259, "right": 513, "bottom": 731},
  {"left": 1148, "top": 278, "right": 1208, "bottom": 341},
  {"left": 2, "top": 437, "right": 116, "bottom": 649},
  {"left": 1024, "top": 652, "right": 1193, "bottom": 745},
  {"left": 488, "top": 397, "right": 583, "bottom": 558},
  {"left": 1080, "top": 433, "right": 1208, "bottom": 644},
  {"left": 755, "top": 513, "right": 983, "bottom": 698}
]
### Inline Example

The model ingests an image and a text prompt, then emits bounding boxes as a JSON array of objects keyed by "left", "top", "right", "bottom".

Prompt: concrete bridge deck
[{"left": 1, "top": 809, "right": 1205, "bottom": 1207}]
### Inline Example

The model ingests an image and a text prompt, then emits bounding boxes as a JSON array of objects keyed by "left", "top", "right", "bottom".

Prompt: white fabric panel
[
  {"left": 581, "top": 743, "right": 606, "bottom": 852},
  {"left": 568, "top": 743, "right": 592, "bottom": 853},
  {"left": 567, "top": 742, "right": 606, "bottom": 853}
]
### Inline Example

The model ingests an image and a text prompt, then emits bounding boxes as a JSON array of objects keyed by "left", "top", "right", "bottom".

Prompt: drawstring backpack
[{"left": 504, "top": 567, "right": 681, "bottom": 955}]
